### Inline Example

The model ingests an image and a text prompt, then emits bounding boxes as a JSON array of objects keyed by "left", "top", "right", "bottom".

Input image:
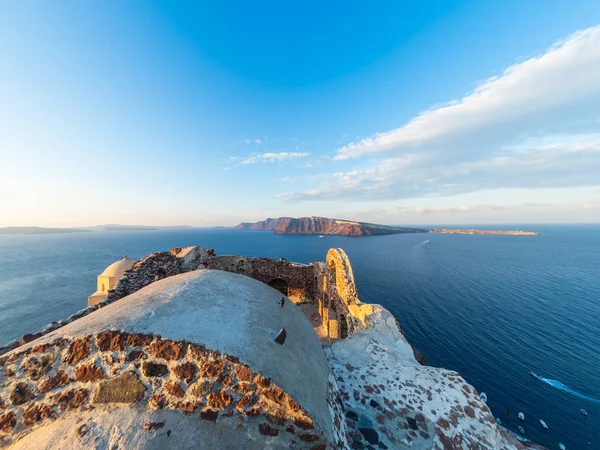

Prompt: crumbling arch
[
  {"left": 325, "top": 248, "right": 359, "bottom": 306},
  {"left": 268, "top": 278, "right": 289, "bottom": 296}
]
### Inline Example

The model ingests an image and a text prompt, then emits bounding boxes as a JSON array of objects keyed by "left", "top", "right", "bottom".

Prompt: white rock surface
[{"left": 326, "top": 305, "right": 524, "bottom": 450}]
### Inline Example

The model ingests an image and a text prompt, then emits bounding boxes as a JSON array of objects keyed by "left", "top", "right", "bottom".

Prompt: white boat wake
[{"left": 532, "top": 372, "right": 600, "bottom": 404}]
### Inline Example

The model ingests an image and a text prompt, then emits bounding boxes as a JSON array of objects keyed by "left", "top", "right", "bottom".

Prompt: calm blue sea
[{"left": 0, "top": 226, "right": 598, "bottom": 449}]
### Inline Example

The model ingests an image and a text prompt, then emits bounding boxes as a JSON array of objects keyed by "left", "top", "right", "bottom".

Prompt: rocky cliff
[{"left": 235, "top": 217, "right": 427, "bottom": 236}]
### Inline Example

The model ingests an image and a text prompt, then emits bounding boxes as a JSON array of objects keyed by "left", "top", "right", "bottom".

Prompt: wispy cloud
[
  {"left": 229, "top": 152, "right": 310, "bottom": 165},
  {"left": 244, "top": 138, "right": 262, "bottom": 144},
  {"left": 282, "top": 25, "right": 600, "bottom": 203}
]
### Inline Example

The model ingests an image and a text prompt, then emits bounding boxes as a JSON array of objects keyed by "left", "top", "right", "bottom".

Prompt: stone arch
[
  {"left": 268, "top": 278, "right": 289, "bottom": 296},
  {"left": 325, "top": 248, "right": 359, "bottom": 306}
]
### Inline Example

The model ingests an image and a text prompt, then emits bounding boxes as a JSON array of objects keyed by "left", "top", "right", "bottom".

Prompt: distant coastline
[
  {"left": 0, "top": 227, "right": 89, "bottom": 235},
  {"left": 431, "top": 228, "right": 540, "bottom": 236}
]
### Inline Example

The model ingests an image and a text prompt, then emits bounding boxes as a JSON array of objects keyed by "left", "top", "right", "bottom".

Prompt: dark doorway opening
[{"left": 268, "top": 278, "right": 289, "bottom": 296}]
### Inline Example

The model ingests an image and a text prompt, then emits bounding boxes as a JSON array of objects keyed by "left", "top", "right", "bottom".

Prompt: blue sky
[{"left": 1, "top": 1, "right": 600, "bottom": 226}]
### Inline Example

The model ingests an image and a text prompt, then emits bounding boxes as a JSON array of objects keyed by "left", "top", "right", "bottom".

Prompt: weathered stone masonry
[
  {"left": 0, "top": 332, "right": 333, "bottom": 449},
  {"left": 201, "top": 248, "right": 365, "bottom": 340}
]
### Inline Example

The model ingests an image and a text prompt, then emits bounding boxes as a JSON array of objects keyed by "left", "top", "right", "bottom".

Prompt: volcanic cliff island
[
  {"left": 0, "top": 246, "right": 544, "bottom": 449},
  {"left": 235, "top": 216, "right": 427, "bottom": 236}
]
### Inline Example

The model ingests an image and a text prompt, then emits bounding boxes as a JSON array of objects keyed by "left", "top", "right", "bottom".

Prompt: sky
[{"left": 1, "top": 0, "right": 600, "bottom": 227}]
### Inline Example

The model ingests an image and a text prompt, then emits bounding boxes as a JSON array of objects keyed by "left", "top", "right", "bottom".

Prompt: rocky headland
[
  {"left": 431, "top": 229, "right": 540, "bottom": 236},
  {"left": 235, "top": 216, "right": 427, "bottom": 236}
]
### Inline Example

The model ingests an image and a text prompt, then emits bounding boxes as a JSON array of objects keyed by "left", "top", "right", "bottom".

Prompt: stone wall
[
  {"left": 0, "top": 332, "right": 333, "bottom": 449},
  {"left": 204, "top": 256, "right": 317, "bottom": 304},
  {"left": 106, "top": 252, "right": 182, "bottom": 302}
]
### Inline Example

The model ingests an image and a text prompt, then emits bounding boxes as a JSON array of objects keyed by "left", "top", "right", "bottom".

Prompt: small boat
[
  {"left": 581, "top": 409, "right": 588, "bottom": 416},
  {"left": 559, "top": 443, "right": 566, "bottom": 450},
  {"left": 518, "top": 412, "right": 525, "bottom": 421},
  {"left": 540, "top": 419, "right": 548, "bottom": 430},
  {"left": 518, "top": 426, "right": 525, "bottom": 434},
  {"left": 480, "top": 392, "right": 488, "bottom": 403},
  {"left": 318, "top": 235, "right": 324, "bottom": 238}
]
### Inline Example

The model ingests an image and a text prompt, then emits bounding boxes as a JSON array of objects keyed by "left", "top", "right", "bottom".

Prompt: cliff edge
[{"left": 235, "top": 216, "right": 427, "bottom": 236}]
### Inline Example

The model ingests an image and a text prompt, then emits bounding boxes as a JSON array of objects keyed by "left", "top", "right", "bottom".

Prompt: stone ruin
[{"left": 0, "top": 246, "right": 540, "bottom": 449}]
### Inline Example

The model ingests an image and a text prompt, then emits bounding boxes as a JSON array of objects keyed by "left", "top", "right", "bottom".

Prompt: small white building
[{"left": 87, "top": 255, "right": 135, "bottom": 307}]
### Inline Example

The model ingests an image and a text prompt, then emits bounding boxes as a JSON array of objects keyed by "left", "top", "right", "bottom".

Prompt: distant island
[
  {"left": 432, "top": 228, "right": 540, "bottom": 236},
  {"left": 1, "top": 225, "right": 197, "bottom": 235},
  {"left": 0, "top": 227, "right": 89, "bottom": 235},
  {"left": 235, "top": 216, "right": 427, "bottom": 236}
]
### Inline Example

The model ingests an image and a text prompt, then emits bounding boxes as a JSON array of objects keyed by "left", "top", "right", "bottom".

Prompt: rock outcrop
[{"left": 235, "top": 216, "right": 427, "bottom": 236}]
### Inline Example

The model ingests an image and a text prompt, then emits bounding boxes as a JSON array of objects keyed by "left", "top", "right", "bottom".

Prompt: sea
[{"left": 0, "top": 225, "right": 598, "bottom": 449}]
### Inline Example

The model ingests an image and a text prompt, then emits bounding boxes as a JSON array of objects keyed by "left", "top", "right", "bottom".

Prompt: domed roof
[
  {"left": 100, "top": 255, "right": 135, "bottom": 278},
  {"left": 7, "top": 270, "right": 334, "bottom": 449}
]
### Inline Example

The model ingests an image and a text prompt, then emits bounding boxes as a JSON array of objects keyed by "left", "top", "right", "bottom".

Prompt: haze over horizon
[{"left": 2, "top": 1, "right": 600, "bottom": 227}]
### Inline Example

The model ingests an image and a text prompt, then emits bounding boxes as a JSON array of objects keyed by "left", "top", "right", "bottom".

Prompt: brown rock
[
  {"left": 21, "top": 354, "right": 55, "bottom": 380},
  {"left": 52, "top": 388, "right": 89, "bottom": 410},
  {"left": 200, "top": 409, "right": 218, "bottom": 421},
  {"left": 92, "top": 372, "right": 145, "bottom": 404},
  {"left": 436, "top": 418, "right": 450, "bottom": 430},
  {"left": 149, "top": 393, "right": 168, "bottom": 410},
  {"left": 225, "top": 355, "right": 239, "bottom": 364},
  {"left": 22, "top": 403, "right": 54, "bottom": 426},
  {"left": 31, "top": 338, "right": 64, "bottom": 354},
  {"left": 207, "top": 389, "right": 232, "bottom": 410},
  {"left": 20, "top": 333, "right": 42, "bottom": 346},
  {"left": 149, "top": 339, "right": 187, "bottom": 360},
  {"left": 199, "top": 359, "right": 225, "bottom": 378},
  {"left": 96, "top": 330, "right": 127, "bottom": 352},
  {"left": 262, "top": 386, "right": 286, "bottom": 405},
  {"left": 4, "top": 367, "right": 15, "bottom": 377},
  {"left": 235, "top": 392, "right": 254, "bottom": 411},
  {"left": 234, "top": 364, "right": 254, "bottom": 382},
  {"left": 217, "top": 373, "right": 233, "bottom": 387},
  {"left": 464, "top": 405, "right": 475, "bottom": 418},
  {"left": 173, "top": 362, "right": 197, "bottom": 382},
  {"left": 294, "top": 416, "right": 314, "bottom": 430},
  {"left": 287, "top": 396, "right": 302, "bottom": 413},
  {"left": 126, "top": 350, "right": 146, "bottom": 362},
  {"left": 75, "top": 364, "right": 105, "bottom": 382},
  {"left": 9, "top": 382, "right": 35, "bottom": 405},
  {"left": 298, "top": 433, "right": 320, "bottom": 442},
  {"left": 188, "top": 344, "right": 208, "bottom": 360},
  {"left": 258, "top": 423, "right": 279, "bottom": 436},
  {"left": 39, "top": 370, "right": 72, "bottom": 393},
  {"left": 143, "top": 421, "right": 165, "bottom": 431},
  {"left": 255, "top": 375, "right": 271, "bottom": 388},
  {"left": 230, "top": 382, "right": 253, "bottom": 394},
  {"left": 0, "top": 411, "right": 16, "bottom": 434},
  {"left": 164, "top": 381, "right": 185, "bottom": 399},
  {"left": 141, "top": 361, "right": 168, "bottom": 377},
  {"left": 189, "top": 380, "right": 214, "bottom": 397},
  {"left": 177, "top": 401, "right": 199, "bottom": 413},
  {"left": 126, "top": 334, "right": 153, "bottom": 347},
  {"left": 62, "top": 337, "right": 90, "bottom": 364},
  {"left": 0, "top": 397, "right": 5, "bottom": 409}
]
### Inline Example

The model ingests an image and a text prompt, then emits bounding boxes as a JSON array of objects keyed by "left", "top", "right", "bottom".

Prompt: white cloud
[
  {"left": 282, "top": 25, "right": 600, "bottom": 203},
  {"left": 229, "top": 152, "right": 310, "bottom": 165},
  {"left": 243, "top": 138, "right": 262, "bottom": 144}
]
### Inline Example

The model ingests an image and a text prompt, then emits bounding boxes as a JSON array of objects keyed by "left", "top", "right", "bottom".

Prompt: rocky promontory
[{"left": 235, "top": 216, "right": 427, "bottom": 236}]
